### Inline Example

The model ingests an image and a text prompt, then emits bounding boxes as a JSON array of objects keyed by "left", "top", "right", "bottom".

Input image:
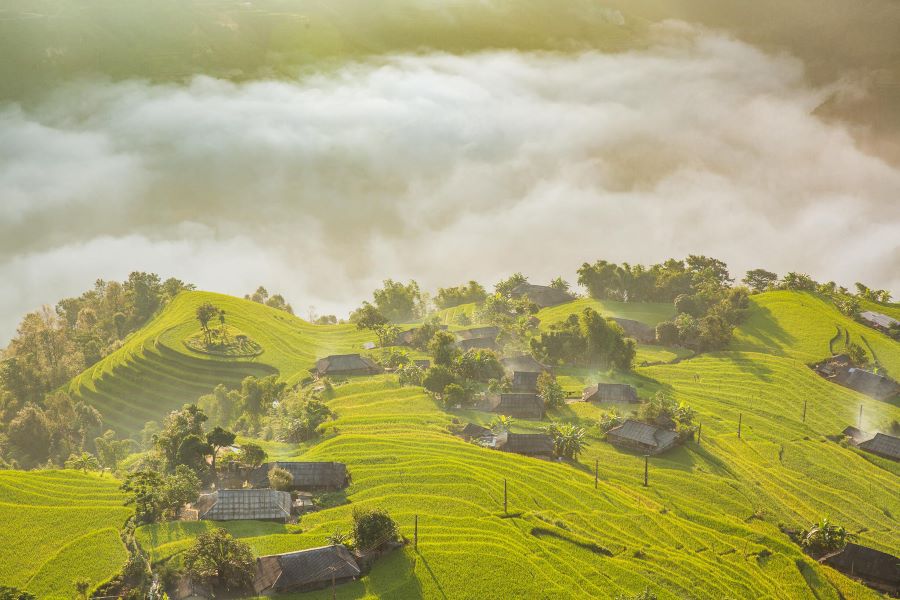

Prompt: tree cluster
[
  {"left": 421, "top": 341, "right": 505, "bottom": 406},
  {"left": 245, "top": 286, "right": 294, "bottom": 314},
  {"left": 434, "top": 281, "right": 488, "bottom": 309},
  {"left": 530, "top": 309, "right": 635, "bottom": 371}
]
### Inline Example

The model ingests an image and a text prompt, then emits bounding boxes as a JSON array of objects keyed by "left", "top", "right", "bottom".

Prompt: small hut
[
  {"left": 459, "top": 422, "right": 492, "bottom": 441},
  {"left": 313, "top": 354, "right": 382, "bottom": 378},
  {"left": 841, "top": 426, "right": 869, "bottom": 446},
  {"left": 612, "top": 318, "right": 656, "bottom": 344},
  {"left": 820, "top": 543, "right": 900, "bottom": 594},
  {"left": 492, "top": 393, "right": 544, "bottom": 420},
  {"left": 606, "top": 420, "right": 678, "bottom": 455},
  {"left": 254, "top": 545, "right": 361, "bottom": 595},
  {"left": 455, "top": 326, "right": 500, "bottom": 341},
  {"left": 501, "top": 355, "right": 549, "bottom": 392},
  {"left": 509, "top": 283, "right": 574, "bottom": 308},
  {"left": 251, "top": 462, "right": 349, "bottom": 490},
  {"left": 857, "top": 433, "right": 900, "bottom": 461},
  {"left": 582, "top": 383, "right": 639, "bottom": 403},
  {"left": 814, "top": 357, "right": 899, "bottom": 400},
  {"left": 499, "top": 433, "right": 555, "bottom": 457},
  {"left": 394, "top": 328, "right": 418, "bottom": 346},
  {"left": 859, "top": 311, "right": 900, "bottom": 333},
  {"left": 196, "top": 489, "right": 292, "bottom": 522}
]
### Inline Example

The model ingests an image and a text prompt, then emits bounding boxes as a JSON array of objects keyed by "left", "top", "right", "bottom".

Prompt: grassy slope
[
  {"left": 67, "top": 291, "right": 374, "bottom": 435},
  {"left": 0, "top": 470, "right": 131, "bottom": 599},
  {"left": 536, "top": 298, "right": 675, "bottom": 328}
]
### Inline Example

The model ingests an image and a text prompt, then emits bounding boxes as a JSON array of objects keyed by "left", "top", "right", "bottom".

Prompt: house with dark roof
[
  {"left": 455, "top": 326, "right": 500, "bottom": 341},
  {"left": 859, "top": 310, "right": 900, "bottom": 333},
  {"left": 394, "top": 328, "right": 418, "bottom": 346},
  {"left": 251, "top": 462, "right": 349, "bottom": 490},
  {"left": 582, "top": 383, "right": 639, "bottom": 404},
  {"left": 459, "top": 422, "right": 492, "bottom": 441},
  {"left": 501, "top": 355, "right": 549, "bottom": 392},
  {"left": 820, "top": 543, "right": 899, "bottom": 594},
  {"left": 499, "top": 432, "right": 555, "bottom": 457},
  {"left": 814, "top": 356, "right": 899, "bottom": 400},
  {"left": 195, "top": 489, "right": 292, "bottom": 522},
  {"left": 509, "top": 283, "right": 574, "bottom": 308},
  {"left": 606, "top": 420, "right": 678, "bottom": 455},
  {"left": 313, "top": 354, "right": 382, "bottom": 378},
  {"left": 458, "top": 337, "right": 499, "bottom": 352},
  {"left": 857, "top": 433, "right": 900, "bottom": 461},
  {"left": 491, "top": 393, "right": 544, "bottom": 420},
  {"left": 254, "top": 545, "right": 361, "bottom": 595},
  {"left": 612, "top": 318, "right": 656, "bottom": 344},
  {"left": 841, "top": 426, "right": 869, "bottom": 445}
]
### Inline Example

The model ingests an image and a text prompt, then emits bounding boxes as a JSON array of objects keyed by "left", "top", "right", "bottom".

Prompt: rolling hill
[{"left": 29, "top": 288, "right": 896, "bottom": 599}]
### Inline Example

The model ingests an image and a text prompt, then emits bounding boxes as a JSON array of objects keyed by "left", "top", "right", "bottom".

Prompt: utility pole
[
  {"left": 858, "top": 405, "right": 863, "bottom": 428},
  {"left": 738, "top": 413, "right": 742, "bottom": 439},
  {"left": 503, "top": 478, "right": 507, "bottom": 515},
  {"left": 594, "top": 458, "right": 598, "bottom": 489},
  {"left": 802, "top": 400, "right": 807, "bottom": 423},
  {"left": 697, "top": 422, "right": 702, "bottom": 445},
  {"left": 414, "top": 514, "right": 418, "bottom": 550},
  {"left": 643, "top": 455, "right": 649, "bottom": 487}
]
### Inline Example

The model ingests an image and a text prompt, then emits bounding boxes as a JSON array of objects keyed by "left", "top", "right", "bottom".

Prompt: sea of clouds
[{"left": 1, "top": 23, "right": 898, "bottom": 341}]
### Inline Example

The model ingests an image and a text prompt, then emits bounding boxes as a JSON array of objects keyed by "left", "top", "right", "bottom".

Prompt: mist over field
[{"left": 1, "top": 3, "right": 899, "bottom": 342}]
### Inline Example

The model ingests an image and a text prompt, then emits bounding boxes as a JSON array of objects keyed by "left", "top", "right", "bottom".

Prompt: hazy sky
[{"left": 2, "top": 22, "right": 899, "bottom": 343}]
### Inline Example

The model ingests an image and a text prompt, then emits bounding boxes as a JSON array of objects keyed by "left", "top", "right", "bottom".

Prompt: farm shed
[
  {"left": 500, "top": 433, "right": 555, "bottom": 457},
  {"left": 820, "top": 543, "right": 899, "bottom": 594},
  {"left": 509, "top": 283, "right": 574, "bottom": 308},
  {"left": 606, "top": 420, "right": 678, "bottom": 455},
  {"left": 314, "top": 354, "right": 382, "bottom": 378},
  {"left": 857, "top": 433, "right": 900, "bottom": 461},
  {"left": 841, "top": 426, "right": 869, "bottom": 445},
  {"left": 459, "top": 422, "right": 492, "bottom": 441},
  {"left": 196, "top": 489, "right": 292, "bottom": 522},
  {"left": 172, "top": 576, "right": 213, "bottom": 600},
  {"left": 582, "top": 383, "right": 639, "bottom": 403},
  {"left": 815, "top": 356, "right": 899, "bottom": 400},
  {"left": 859, "top": 310, "right": 900, "bottom": 332},
  {"left": 254, "top": 545, "right": 361, "bottom": 595},
  {"left": 455, "top": 326, "right": 500, "bottom": 341},
  {"left": 501, "top": 355, "right": 549, "bottom": 392},
  {"left": 612, "top": 318, "right": 656, "bottom": 343},
  {"left": 251, "top": 461, "right": 349, "bottom": 490},
  {"left": 458, "top": 337, "right": 499, "bottom": 351},
  {"left": 492, "top": 393, "right": 545, "bottom": 420}
]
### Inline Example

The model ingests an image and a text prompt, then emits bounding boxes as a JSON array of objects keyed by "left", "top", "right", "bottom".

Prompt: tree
[
  {"left": 422, "top": 365, "right": 457, "bottom": 395},
  {"left": 396, "top": 363, "right": 424, "bottom": 387},
  {"left": 184, "top": 529, "right": 255, "bottom": 591},
  {"left": 490, "top": 415, "right": 513, "bottom": 434},
  {"left": 176, "top": 434, "right": 213, "bottom": 471},
  {"left": 674, "top": 294, "right": 704, "bottom": 318},
  {"left": 655, "top": 321, "right": 679, "bottom": 346},
  {"left": 371, "top": 279, "right": 422, "bottom": 322},
  {"left": 442, "top": 383, "right": 468, "bottom": 408},
  {"left": 351, "top": 507, "right": 399, "bottom": 553},
  {"left": 268, "top": 466, "right": 294, "bottom": 491},
  {"left": 6, "top": 404, "right": 51, "bottom": 467},
  {"left": 454, "top": 349, "right": 504, "bottom": 383},
  {"left": 434, "top": 281, "right": 487, "bottom": 309},
  {"left": 65, "top": 451, "right": 100, "bottom": 473},
  {"left": 0, "top": 587, "right": 36, "bottom": 600},
  {"left": 240, "top": 443, "right": 267, "bottom": 468},
  {"left": 494, "top": 273, "right": 528, "bottom": 297},
  {"left": 846, "top": 342, "right": 868, "bottom": 366},
  {"left": 159, "top": 465, "right": 202, "bottom": 516},
  {"left": 780, "top": 272, "right": 817, "bottom": 292},
  {"left": 121, "top": 469, "right": 165, "bottom": 524},
  {"left": 156, "top": 404, "right": 208, "bottom": 471},
  {"left": 549, "top": 277, "right": 570, "bottom": 292},
  {"left": 800, "top": 518, "right": 854, "bottom": 558},
  {"left": 577, "top": 260, "right": 626, "bottom": 300},
  {"left": 94, "top": 430, "right": 135, "bottom": 472},
  {"left": 195, "top": 302, "right": 219, "bottom": 346},
  {"left": 206, "top": 426, "right": 236, "bottom": 476},
  {"left": 545, "top": 422, "right": 588, "bottom": 459},
  {"left": 833, "top": 295, "right": 859, "bottom": 317},
  {"left": 537, "top": 372, "right": 565, "bottom": 409},
  {"left": 743, "top": 269, "right": 778, "bottom": 293},
  {"left": 428, "top": 331, "right": 461, "bottom": 367},
  {"left": 352, "top": 302, "right": 389, "bottom": 330}
]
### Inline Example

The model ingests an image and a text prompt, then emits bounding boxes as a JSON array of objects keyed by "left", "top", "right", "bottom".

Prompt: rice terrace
[{"left": 1, "top": 1, "right": 899, "bottom": 599}]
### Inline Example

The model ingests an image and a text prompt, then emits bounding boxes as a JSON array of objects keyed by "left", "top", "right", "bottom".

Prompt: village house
[
  {"left": 253, "top": 545, "right": 361, "bottom": 595},
  {"left": 612, "top": 318, "right": 656, "bottom": 344},
  {"left": 582, "top": 383, "right": 639, "bottom": 403},
  {"left": 313, "top": 354, "right": 382, "bottom": 378},
  {"left": 498, "top": 432, "right": 555, "bottom": 457},
  {"left": 814, "top": 355, "right": 899, "bottom": 400},
  {"left": 509, "top": 283, "right": 574, "bottom": 308},
  {"left": 459, "top": 422, "right": 492, "bottom": 442},
  {"left": 194, "top": 489, "right": 292, "bottom": 522},
  {"left": 501, "top": 354, "right": 549, "bottom": 392},
  {"left": 841, "top": 425, "right": 869, "bottom": 445},
  {"left": 454, "top": 326, "right": 500, "bottom": 351},
  {"left": 820, "top": 543, "right": 900, "bottom": 594},
  {"left": 858, "top": 310, "right": 900, "bottom": 333},
  {"left": 491, "top": 393, "right": 545, "bottom": 420},
  {"left": 606, "top": 420, "right": 678, "bottom": 455},
  {"left": 857, "top": 432, "right": 900, "bottom": 461},
  {"left": 251, "top": 461, "right": 349, "bottom": 490}
]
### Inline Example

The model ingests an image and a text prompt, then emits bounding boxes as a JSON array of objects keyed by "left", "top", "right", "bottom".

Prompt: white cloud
[{"left": 0, "top": 22, "right": 898, "bottom": 343}]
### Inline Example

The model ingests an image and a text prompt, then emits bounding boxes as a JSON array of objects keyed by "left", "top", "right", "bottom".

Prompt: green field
[
  {"left": 536, "top": 298, "right": 676, "bottom": 329},
  {"left": 14, "top": 289, "right": 894, "bottom": 598},
  {"left": 0, "top": 470, "right": 131, "bottom": 599}
]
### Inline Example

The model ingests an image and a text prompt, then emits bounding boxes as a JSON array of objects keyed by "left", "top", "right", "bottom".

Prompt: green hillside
[
  {"left": 536, "top": 298, "right": 675, "bottom": 329},
  {"left": 0, "top": 470, "right": 131, "bottom": 599},
  {"left": 67, "top": 291, "right": 374, "bottom": 436}
]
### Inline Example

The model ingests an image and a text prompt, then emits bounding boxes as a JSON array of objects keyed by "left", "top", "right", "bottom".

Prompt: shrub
[
  {"left": 268, "top": 466, "right": 293, "bottom": 491},
  {"left": 351, "top": 507, "right": 399, "bottom": 553},
  {"left": 799, "top": 518, "right": 854, "bottom": 558},
  {"left": 423, "top": 365, "right": 457, "bottom": 394},
  {"left": 537, "top": 372, "right": 565, "bottom": 409},
  {"left": 184, "top": 529, "right": 255, "bottom": 592}
]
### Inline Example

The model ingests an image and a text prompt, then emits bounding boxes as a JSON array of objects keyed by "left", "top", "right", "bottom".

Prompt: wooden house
[
  {"left": 582, "top": 383, "right": 639, "bottom": 403},
  {"left": 857, "top": 433, "right": 900, "bottom": 461},
  {"left": 499, "top": 433, "right": 555, "bottom": 457},
  {"left": 492, "top": 393, "right": 544, "bottom": 420},
  {"left": 459, "top": 422, "right": 492, "bottom": 441},
  {"left": 859, "top": 310, "right": 899, "bottom": 333},
  {"left": 820, "top": 543, "right": 899, "bottom": 594},
  {"left": 251, "top": 461, "right": 349, "bottom": 490},
  {"left": 501, "top": 355, "right": 549, "bottom": 392},
  {"left": 606, "top": 420, "right": 678, "bottom": 455},
  {"left": 313, "top": 354, "right": 382, "bottom": 378},
  {"left": 254, "top": 545, "right": 361, "bottom": 595},
  {"left": 509, "top": 283, "right": 574, "bottom": 308},
  {"left": 612, "top": 318, "right": 656, "bottom": 343}
]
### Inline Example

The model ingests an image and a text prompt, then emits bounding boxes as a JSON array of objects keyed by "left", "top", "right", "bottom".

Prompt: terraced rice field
[
  {"left": 536, "top": 298, "right": 675, "bottom": 329},
  {"left": 67, "top": 292, "right": 375, "bottom": 435},
  {"left": 0, "top": 470, "right": 131, "bottom": 599}
]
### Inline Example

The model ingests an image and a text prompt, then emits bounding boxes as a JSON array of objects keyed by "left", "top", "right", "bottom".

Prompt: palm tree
[
  {"left": 65, "top": 451, "right": 100, "bottom": 474},
  {"left": 545, "top": 422, "right": 588, "bottom": 460},
  {"left": 490, "top": 415, "right": 514, "bottom": 434},
  {"left": 800, "top": 517, "right": 854, "bottom": 557}
]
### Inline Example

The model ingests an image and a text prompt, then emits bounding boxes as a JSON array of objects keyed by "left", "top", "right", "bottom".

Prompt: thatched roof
[
  {"left": 858, "top": 433, "right": 900, "bottom": 461},
  {"left": 509, "top": 283, "right": 574, "bottom": 308},
  {"left": 607, "top": 420, "right": 678, "bottom": 454},
  {"left": 612, "top": 318, "right": 656, "bottom": 343},
  {"left": 455, "top": 326, "right": 500, "bottom": 341},
  {"left": 582, "top": 383, "right": 638, "bottom": 403},
  {"left": 820, "top": 543, "right": 899, "bottom": 592},
  {"left": 254, "top": 545, "right": 361, "bottom": 594},
  {"left": 314, "top": 354, "right": 381, "bottom": 376},
  {"left": 198, "top": 489, "right": 292, "bottom": 522},
  {"left": 500, "top": 354, "right": 548, "bottom": 374},
  {"left": 493, "top": 393, "right": 544, "bottom": 420},
  {"left": 252, "top": 462, "right": 349, "bottom": 489},
  {"left": 859, "top": 311, "right": 900, "bottom": 330},
  {"left": 501, "top": 433, "right": 554, "bottom": 456}
]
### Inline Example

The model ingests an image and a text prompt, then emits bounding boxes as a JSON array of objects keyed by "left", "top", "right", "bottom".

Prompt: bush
[
  {"left": 537, "top": 372, "right": 565, "bottom": 409},
  {"left": 799, "top": 518, "right": 854, "bottom": 558},
  {"left": 351, "top": 507, "right": 399, "bottom": 553},
  {"left": 655, "top": 321, "right": 679, "bottom": 346},
  {"left": 423, "top": 365, "right": 457, "bottom": 394},
  {"left": 184, "top": 529, "right": 255, "bottom": 592},
  {"left": 442, "top": 383, "right": 468, "bottom": 408},
  {"left": 268, "top": 466, "right": 293, "bottom": 491}
]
